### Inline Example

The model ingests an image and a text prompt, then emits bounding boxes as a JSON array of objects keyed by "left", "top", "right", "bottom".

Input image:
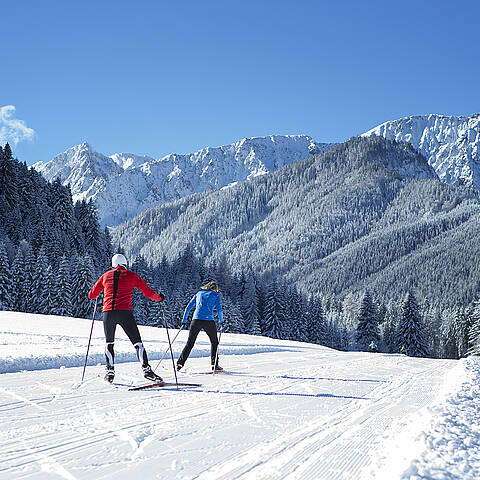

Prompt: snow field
[{"left": 0, "top": 311, "right": 478, "bottom": 480}]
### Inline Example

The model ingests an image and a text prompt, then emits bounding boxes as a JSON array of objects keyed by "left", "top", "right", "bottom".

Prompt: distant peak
[{"left": 79, "top": 141, "right": 94, "bottom": 151}]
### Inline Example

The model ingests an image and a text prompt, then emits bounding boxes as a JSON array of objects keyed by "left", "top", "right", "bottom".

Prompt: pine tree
[
  {"left": 0, "top": 243, "right": 12, "bottom": 310},
  {"left": 102, "top": 227, "right": 114, "bottom": 268},
  {"left": 10, "top": 248, "right": 26, "bottom": 311},
  {"left": 0, "top": 143, "right": 18, "bottom": 223},
  {"left": 51, "top": 179, "right": 75, "bottom": 240},
  {"left": 71, "top": 256, "right": 96, "bottom": 318},
  {"left": 381, "top": 301, "right": 397, "bottom": 353},
  {"left": 307, "top": 297, "right": 327, "bottom": 345},
  {"left": 440, "top": 311, "right": 458, "bottom": 359},
  {"left": 243, "top": 277, "right": 261, "bottom": 335},
  {"left": 214, "top": 255, "right": 231, "bottom": 295},
  {"left": 31, "top": 246, "right": 49, "bottom": 313},
  {"left": 396, "top": 292, "right": 429, "bottom": 357},
  {"left": 38, "top": 265, "right": 58, "bottom": 314},
  {"left": 222, "top": 296, "right": 244, "bottom": 334},
  {"left": 255, "top": 282, "right": 267, "bottom": 334},
  {"left": 468, "top": 300, "right": 480, "bottom": 356},
  {"left": 355, "top": 291, "right": 380, "bottom": 351},
  {"left": 423, "top": 304, "right": 442, "bottom": 358},
  {"left": 263, "top": 280, "right": 284, "bottom": 339},
  {"left": 454, "top": 304, "right": 471, "bottom": 359},
  {"left": 54, "top": 256, "right": 73, "bottom": 316}
]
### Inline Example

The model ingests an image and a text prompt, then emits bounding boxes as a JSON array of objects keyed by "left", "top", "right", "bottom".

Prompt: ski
[
  {"left": 195, "top": 370, "right": 239, "bottom": 375},
  {"left": 128, "top": 382, "right": 201, "bottom": 391}
]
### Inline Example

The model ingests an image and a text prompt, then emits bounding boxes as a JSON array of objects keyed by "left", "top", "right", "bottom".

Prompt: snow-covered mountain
[
  {"left": 363, "top": 113, "right": 480, "bottom": 185},
  {"left": 34, "top": 113, "right": 480, "bottom": 227},
  {"left": 34, "top": 136, "right": 333, "bottom": 226}
]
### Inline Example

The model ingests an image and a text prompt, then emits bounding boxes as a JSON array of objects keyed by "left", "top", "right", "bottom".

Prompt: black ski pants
[
  {"left": 177, "top": 319, "right": 219, "bottom": 366},
  {"left": 103, "top": 310, "right": 149, "bottom": 369}
]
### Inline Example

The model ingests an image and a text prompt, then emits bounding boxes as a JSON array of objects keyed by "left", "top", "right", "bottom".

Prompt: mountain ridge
[
  {"left": 33, "top": 113, "right": 480, "bottom": 227},
  {"left": 34, "top": 135, "right": 334, "bottom": 226}
]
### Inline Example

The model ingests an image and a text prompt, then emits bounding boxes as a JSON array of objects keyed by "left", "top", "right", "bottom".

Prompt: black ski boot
[
  {"left": 212, "top": 364, "right": 224, "bottom": 372},
  {"left": 104, "top": 368, "right": 115, "bottom": 383},
  {"left": 143, "top": 365, "right": 163, "bottom": 382}
]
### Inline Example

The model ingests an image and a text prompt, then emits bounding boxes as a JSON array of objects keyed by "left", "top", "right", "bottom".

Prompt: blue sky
[{"left": 2, "top": 0, "right": 479, "bottom": 164}]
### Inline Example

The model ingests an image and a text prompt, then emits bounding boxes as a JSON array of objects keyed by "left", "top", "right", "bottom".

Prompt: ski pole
[
  {"left": 162, "top": 304, "right": 179, "bottom": 389},
  {"left": 154, "top": 324, "right": 185, "bottom": 370},
  {"left": 213, "top": 325, "right": 223, "bottom": 375},
  {"left": 81, "top": 298, "right": 98, "bottom": 383}
]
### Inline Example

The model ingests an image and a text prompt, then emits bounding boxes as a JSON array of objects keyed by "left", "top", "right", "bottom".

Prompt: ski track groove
[
  {"left": 192, "top": 358, "right": 444, "bottom": 480},
  {"left": 0, "top": 352, "right": 455, "bottom": 480},
  {"left": 1, "top": 364, "right": 320, "bottom": 475}
]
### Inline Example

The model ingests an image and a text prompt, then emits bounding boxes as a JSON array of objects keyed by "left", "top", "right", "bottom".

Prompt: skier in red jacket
[{"left": 89, "top": 253, "right": 165, "bottom": 383}]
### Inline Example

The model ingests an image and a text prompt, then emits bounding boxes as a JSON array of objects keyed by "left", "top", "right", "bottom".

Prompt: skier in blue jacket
[{"left": 177, "top": 281, "right": 224, "bottom": 371}]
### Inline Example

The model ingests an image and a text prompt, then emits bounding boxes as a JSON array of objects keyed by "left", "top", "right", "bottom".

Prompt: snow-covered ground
[{"left": 0, "top": 311, "right": 479, "bottom": 480}]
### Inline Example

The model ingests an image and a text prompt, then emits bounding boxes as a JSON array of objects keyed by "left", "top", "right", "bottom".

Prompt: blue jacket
[{"left": 182, "top": 289, "right": 224, "bottom": 324}]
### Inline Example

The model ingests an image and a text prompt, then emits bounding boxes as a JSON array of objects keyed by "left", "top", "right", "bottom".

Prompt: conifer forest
[{"left": 1, "top": 141, "right": 480, "bottom": 359}]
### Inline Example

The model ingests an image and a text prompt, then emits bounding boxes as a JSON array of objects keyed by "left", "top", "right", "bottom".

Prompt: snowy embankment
[
  {"left": 1, "top": 311, "right": 479, "bottom": 480},
  {"left": 0, "top": 312, "right": 281, "bottom": 374}
]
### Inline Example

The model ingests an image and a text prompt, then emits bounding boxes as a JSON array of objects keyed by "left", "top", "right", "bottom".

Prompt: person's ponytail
[{"left": 201, "top": 281, "right": 219, "bottom": 292}]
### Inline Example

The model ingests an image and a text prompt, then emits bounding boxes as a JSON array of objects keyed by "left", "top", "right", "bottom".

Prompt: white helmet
[{"left": 112, "top": 253, "right": 127, "bottom": 268}]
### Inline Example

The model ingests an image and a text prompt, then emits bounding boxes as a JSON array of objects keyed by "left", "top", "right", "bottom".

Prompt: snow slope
[
  {"left": 1, "top": 311, "right": 478, "bottom": 479},
  {"left": 363, "top": 114, "right": 480, "bottom": 185},
  {"left": 33, "top": 136, "right": 333, "bottom": 227}
]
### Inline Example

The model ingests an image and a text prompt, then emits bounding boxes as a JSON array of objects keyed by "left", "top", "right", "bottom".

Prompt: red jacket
[{"left": 88, "top": 266, "right": 164, "bottom": 312}]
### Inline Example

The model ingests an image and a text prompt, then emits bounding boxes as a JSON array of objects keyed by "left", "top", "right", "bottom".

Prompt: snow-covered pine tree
[
  {"left": 263, "top": 279, "right": 285, "bottom": 339},
  {"left": 222, "top": 296, "right": 244, "bottom": 334},
  {"left": 243, "top": 276, "right": 261, "bottom": 335},
  {"left": 0, "top": 243, "right": 12, "bottom": 310},
  {"left": 422, "top": 303, "right": 442, "bottom": 358},
  {"left": 396, "top": 292, "right": 429, "bottom": 357},
  {"left": 467, "top": 300, "right": 480, "bottom": 355},
  {"left": 102, "top": 226, "right": 114, "bottom": 268},
  {"left": 283, "top": 287, "right": 308, "bottom": 342},
  {"left": 440, "top": 309, "right": 457, "bottom": 359},
  {"left": 71, "top": 255, "right": 96, "bottom": 318},
  {"left": 51, "top": 179, "right": 75, "bottom": 241},
  {"left": 38, "top": 265, "right": 58, "bottom": 314},
  {"left": 21, "top": 241, "right": 35, "bottom": 313},
  {"left": 255, "top": 282, "right": 267, "bottom": 334},
  {"left": 325, "top": 316, "right": 342, "bottom": 349},
  {"left": 10, "top": 248, "right": 26, "bottom": 311},
  {"left": 235, "top": 271, "right": 247, "bottom": 304},
  {"left": 380, "top": 301, "right": 397, "bottom": 353},
  {"left": 214, "top": 255, "right": 232, "bottom": 296},
  {"left": 454, "top": 304, "right": 471, "bottom": 359},
  {"left": 31, "top": 246, "right": 49, "bottom": 314},
  {"left": 355, "top": 291, "right": 380, "bottom": 351},
  {"left": 307, "top": 297, "right": 327, "bottom": 345},
  {"left": 54, "top": 256, "right": 73, "bottom": 316},
  {"left": 0, "top": 143, "right": 21, "bottom": 243},
  {"left": 169, "top": 287, "right": 188, "bottom": 329}
]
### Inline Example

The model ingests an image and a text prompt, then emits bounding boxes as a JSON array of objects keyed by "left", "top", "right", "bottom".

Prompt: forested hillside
[
  {"left": 0, "top": 143, "right": 113, "bottom": 317},
  {"left": 2, "top": 140, "right": 480, "bottom": 359}
]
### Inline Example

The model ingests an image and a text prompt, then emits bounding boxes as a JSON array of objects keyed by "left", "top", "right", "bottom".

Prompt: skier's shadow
[
  {"left": 222, "top": 373, "right": 389, "bottom": 383},
  {"left": 204, "top": 389, "right": 369, "bottom": 400}
]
